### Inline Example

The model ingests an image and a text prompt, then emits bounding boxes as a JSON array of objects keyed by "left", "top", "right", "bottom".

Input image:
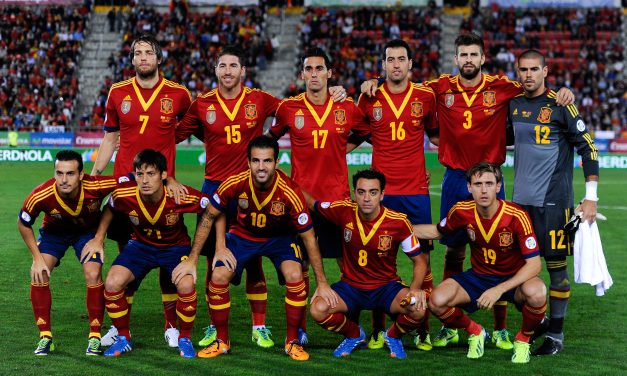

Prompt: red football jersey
[
  {"left": 270, "top": 94, "right": 369, "bottom": 201},
  {"left": 176, "top": 87, "right": 279, "bottom": 181},
  {"left": 104, "top": 76, "right": 192, "bottom": 178},
  {"left": 211, "top": 169, "right": 312, "bottom": 242},
  {"left": 358, "top": 82, "right": 437, "bottom": 195},
  {"left": 425, "top": 74, "right": 522, "bottom": 169},
  {"left": 437, "top": 199, "right": 540, "bottom": 276},
  {"left": 20, "top": 175, "right": 117, "bottom": 233},
  {"left": 316, "top": 200, "right": 421, "bottom": 289},
  {"left": 109, "top": 182, "right": 209, "bottom": 247}
]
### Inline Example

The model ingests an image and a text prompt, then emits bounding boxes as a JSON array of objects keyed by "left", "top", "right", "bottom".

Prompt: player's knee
[
  {"left": 176, "top": 276, "right": 195, "bottom": 295},
  {"left": 427, "top": 289, "right": 447, "bottom": 315},
  {"left": 211, "top": 267, "right": 232, "bottom": 285},
  {"left": 105, "top": 275, "right": 126, "bottom": 292},
  {"left": 282, "top": 267, "right": 303, "bottom": 284},
  {"left": 83, "top": 265, "right": 102, "bottom": 285},
  {"left": 309, "top": 297, "right": 330, "bottom": 321},
  {"left": 524, "top": 279, "right": 547, "bottom": 307}
]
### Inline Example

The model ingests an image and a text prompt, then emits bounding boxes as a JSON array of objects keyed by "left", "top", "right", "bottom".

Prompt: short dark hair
[
  {"left": 352, "top": 169, "right": 386, "bottom": 191},
  {"left": 455, "top": 32, "right": 484, "bottom": 55},
  {"left": 517, "top": 49, "right": 545, "bottom": 67},
  {"left": 133, "top": 149, "right": 167, "bottom": 173},
  {"left": 247, "top": 136, "right": 279, "bottom": 161},
  {"left": 55, "top": 150, "right": 83, "bottom": 172},
  {"left": 302, "top": 47, "right": 331, "bottom": 70},
  {"left": 383, "top": 39, "right": 412, "bottom": 60},
  {"left": 130, "top": 34, "right": 163, "bottom": 61},
  {"left": 466, "top": 162, "right": 502, "bottom": 184},
  {"left": 218, "top": 45, "right": 247, "bottom": 66}
]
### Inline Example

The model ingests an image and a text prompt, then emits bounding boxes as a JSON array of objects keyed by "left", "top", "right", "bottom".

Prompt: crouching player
[
  {"left": 414, "top": 162, "right": 547, "bottom": 363},
  {"left": 308, "top": 169, "right": 428, "bottom": 359},
  {"left": 190, "top": 136, "right": 335, "bottom": 361},
  {"left": 83, "top": 149, "right": 209, "bottom": 358},
  {"left": 18, "top": 150, "right": 117, "bottom": 356}
]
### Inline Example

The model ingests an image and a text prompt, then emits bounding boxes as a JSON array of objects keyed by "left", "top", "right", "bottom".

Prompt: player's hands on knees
[
  {"left": 313, "top": 282, "right": 339, "bottom": 308},
  {"left": 476, "top": 287, "right": 503, "bottom": 310},
  {"left": 555, "top": 87, "right": 575, "bottom": 106},
  {"left": 165, "top": 177, "right": 189, "bottom": 205},
  {"left": 578, "top": 200, "right": 598, "bottom": 224},
  {"left": 31, "top": 256, "right": 51, "bottom": 284},
  {"left": 212, "top": 247, "right": 236, "bottom": 271},
  {"left": 403, "top": 289, "right": 427, "bottom": 312},
  {"left": 329, "top": 86, "right": 347, "bottom": 102},
  {"left": 172, "top": 257, "right": 197, "bottom": 285},
  {"left": 81, "top": 239, "right": 104, "bottom": 264},
  {"left": 360, "top": 79, "right": 379, "bottom": 97}
]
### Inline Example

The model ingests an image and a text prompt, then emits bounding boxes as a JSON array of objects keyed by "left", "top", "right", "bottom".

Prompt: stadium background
[{"left": 0, "top": 0, "right": 625, "bottom": 375}]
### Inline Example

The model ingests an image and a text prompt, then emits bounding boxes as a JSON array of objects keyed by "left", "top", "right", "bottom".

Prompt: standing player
[
  {"left": 18, "top": 150, "right": 117, "bottom": 356},
  {"left": 91, "top": 34, "right": 192, "bottom": 347},
  {"left": 510, "top": 49, "right": 599, "bottom": 355},
  {"left": 356, "top": 39, "right": 437, "bottom": 350},
  {"left": 308, "top": 169, "right": 428, "bottom": 360},
  {"left": 188, "top": 137, "right": 336, "bottom": 361},
  {"left": 175, "top": 45, "right": 346, "bottom": 348},
  {"left": 414, "top": 163, "right": 547, "bottom": 363},
  {"left": 362, "top": 32, "right": 573, "bottom": 349},
  {"left": 83, "top": 149, "right": 207, "bottom": 358}
]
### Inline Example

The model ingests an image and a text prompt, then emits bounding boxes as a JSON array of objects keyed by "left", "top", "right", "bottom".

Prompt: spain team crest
[
  {"left": 270, "top": 201, "right": 285, "bottom": 216},
  {"left": 166, "top": 212, "right": 180, "bottom": 226},
  {"left": 411, "top": 101, "right": 423, "bottom": 117},
  {"left": 121, "top": 100, "right": 131, "bottom": 114},
  {"left": 87, "top": 201, "right": 99, "bottom": 213},
  {"left": 378, "top": 235, "right": 393, "bottom": 251},
  {"left": 206, "top": 109, "right": 216, "bottom": 124},
  {"left": 344, "top": 228, "right": 352, "bottom": 242},
  {"left": 499, "top": 231, "right": 513, "bottom": 247},
  {"left": 445, "top": 94, "right": 454, "bottom": 108},
  {"left": 483, "top": 91, "right": 496, "bottom": 107},
  {"left": 537, "top": 107, "right": 552, "bottom": 123},
  {"left": 160, "top": 97, "right": 174, "bottom": 114},
  {"left": 244, "top": 104, "right": 257, "bottom": 120},
  {"left": 334, "top": 109, "right": 347, "bottom": 125}
]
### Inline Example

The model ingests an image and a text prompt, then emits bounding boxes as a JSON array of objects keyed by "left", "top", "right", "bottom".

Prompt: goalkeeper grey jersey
[{"left": 509, "top": 89, "right": 599, "bottom": 207}]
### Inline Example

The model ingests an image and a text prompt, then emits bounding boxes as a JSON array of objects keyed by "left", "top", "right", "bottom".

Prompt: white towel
[{"left": 573, "top": 220, "right": 613, "bottom": 296}]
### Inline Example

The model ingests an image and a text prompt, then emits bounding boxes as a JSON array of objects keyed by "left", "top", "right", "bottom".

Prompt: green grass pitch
[{"left": 1, "top": 162, "right": 625, "bottom": 376}]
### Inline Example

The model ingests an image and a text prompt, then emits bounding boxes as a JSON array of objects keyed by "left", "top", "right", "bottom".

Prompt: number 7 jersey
[{"left": 104, "top": 77, "right": 192, "bottom": 178}]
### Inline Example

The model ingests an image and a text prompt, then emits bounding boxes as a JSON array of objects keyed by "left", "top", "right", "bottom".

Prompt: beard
[
  {"left": 459, "top": 65, "right": 480, "bottom": 80},
  {"left": 136, "top": 65, "right": 158, "bottom": 80}
]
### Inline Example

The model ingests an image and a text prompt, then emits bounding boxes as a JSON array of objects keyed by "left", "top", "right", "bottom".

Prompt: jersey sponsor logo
[
  {"left": 238, "top": 198, "right": 249, "bottom": 210},
  {"left": 378, "top": 235, "right": 393, "bottom": 251},
  {"left": 200, "top": 197, "right": 209, "bottom": 209},
  {"left": 160, "top": 97, "right": 174, "bottom": 114},
  {"left": 483, "top": 91, "right": 496, "bottom": 107},
  {"left": 499, "top": 231, "right": 513, "bottom": 247},
  {"left": 321, "top": 201, "right": 330, "bottom": 209},
  {"left": 537, "top": 107, "right": 552, "bottom": 123},
  {"left": 344, "top": 228, "right": 352, "bottom": 242},
  {"left": 297, "top": 213, "right": 309, "bottom": 225},
  {"left": 129, "top": 214, "right": 139, "bottom": 226},
  {"left": 87, "top": 200, "right": 99, "bottom": 213},
  {"left": 21, "top": 211, "right": 32, "bottom": 223},
  {"left": 166, "top": 212, "right": 179, "bottom": 226},
  {"left": 467, "top": 227, "right": 476, "bottom": 242},
  {"left": 212, "top": 193, "right": 220, "bottom": 205},
  {"left": 50, "top": 208, "right": 62, "bottom": 219},
  {"left": 345, "top": 222, "right": 354, "bottom": 230},
  {"left": 270, "top": 201, "right": 285, "bottom": 216},
  {"left": 121, "top": 100, "right": 131, "bottom": 114},
  {"left": 411, "top": 101, "right": 423, "bottom": 117},
  {"left": 576, "top": 119, "right": 586, "bottom": 132},
  {"left": 445, "top": 93, "right": 454, "bottom": 108},
  {"left": 525, "top": 236, "right": 537, "bottom": 249},
  {"left": 295, "top": 109, "right": 305, "bottom": 130},
  {"left": 334, "top": 109, "right": 347, "bottom": 125},
  {"left": 244, "top": 104, "right": 257, "bottom": 120}
]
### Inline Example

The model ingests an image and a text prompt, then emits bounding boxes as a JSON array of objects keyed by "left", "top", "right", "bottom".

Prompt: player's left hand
[
  {"left": 313, "top": 282, "right": 339, "bottom": 308},
  {"left": 555, "top": 87, "right": 575, "bottom": 106},
  {"left": 172, "top": 258, "right": 197, "bottom": 285},
  {"left": 476, "top": 287, "right": 503, "bottom": 310},
  {"left": 329, "top": 86, "right": 347, "bottom": 102},
  {"left": 405, "top": 289, "right": 427, "bottom": 312},
  {"left": 81, "top": 239, "right": 104, "bottom": 264},
  {"left": 165, "top": 177, "right": 188, "bottom": 204},
  {"left": 577, "top": 199, "right": 598, "bottom": 224}
]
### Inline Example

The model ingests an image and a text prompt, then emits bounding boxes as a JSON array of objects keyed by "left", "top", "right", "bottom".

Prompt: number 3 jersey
[
  {"left": 104, "top": 77, "right": 192, "bottom": 178},
  {"left": 211, "top": 169, "right": 313, "bottom": 242},
  {"left": 108, "top": 181, "right": 209, "bottom": 247},
  {"left": 315, "top": 200, "right": 421, "bottom": 289},
  {"left": 437, "top": 199, "right": 539, "bottom": 276},
  {"left": 509, "top": 89, "right": 599, "bottom": 208}
]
